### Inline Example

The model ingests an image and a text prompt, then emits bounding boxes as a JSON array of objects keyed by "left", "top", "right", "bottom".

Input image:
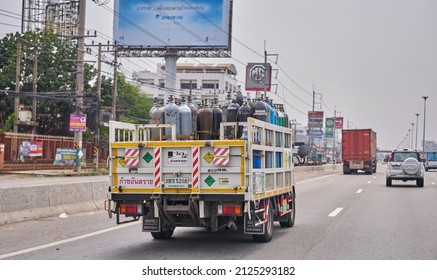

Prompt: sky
[{"left": 1, "top": 0, "right": 437, "bottom": 151}]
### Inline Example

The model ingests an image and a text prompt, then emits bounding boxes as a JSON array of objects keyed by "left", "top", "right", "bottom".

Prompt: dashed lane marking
[
  {"left": 328, "top": 207, "right": 344, "bottom": 217},
  {"left": 356, "top": 189, "right": 363, "bottom": 193}
]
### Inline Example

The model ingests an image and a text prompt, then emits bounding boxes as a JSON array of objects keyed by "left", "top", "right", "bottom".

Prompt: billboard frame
[{"left": 113, "top": 0, "right": 233, "bottom": 58}]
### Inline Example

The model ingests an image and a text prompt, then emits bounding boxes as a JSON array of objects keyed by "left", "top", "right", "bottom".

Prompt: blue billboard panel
[{"left": 114, "top": 0, "right": 231, "bottom": 49}]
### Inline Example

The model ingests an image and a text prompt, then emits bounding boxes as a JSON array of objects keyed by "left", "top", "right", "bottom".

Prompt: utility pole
[
  {"left": 32, "top": 45, "right": 38, "bottom": 134},
  {"left": 14, "top": 41, "right": 21, "bottom": 134},
  {"left": 112, "top": 49, "right": 118, "bottom": 120},
  {"left": 74, "top": 0, "right": 86, "bottom": 172},
  {"left": 94, "top": 43, "right": 102, "bottom": 170}
]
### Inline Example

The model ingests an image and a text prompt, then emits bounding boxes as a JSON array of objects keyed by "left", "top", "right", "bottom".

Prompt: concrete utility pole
[
  {"left": 94, "top": 43, "right": 102, "bottom": 170},
  {"left": 74, "top": 0, "right": 86, "bottom": 172},
  {"left": 415, "top": 113, "right": 420, "bottom": 149},
  {"left": 112, "top": 49, "right": 118, "bottom": 120},
  {"left": 14, "top": 41, "right": 21, "bottom": 133},
  {"left": 32, "top": 45, "right": 38, "bottom": 134}
]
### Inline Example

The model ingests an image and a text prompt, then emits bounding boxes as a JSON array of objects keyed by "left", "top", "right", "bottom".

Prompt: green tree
[{"left": 0, "top": 30, "right": 96, "bottom": 135}]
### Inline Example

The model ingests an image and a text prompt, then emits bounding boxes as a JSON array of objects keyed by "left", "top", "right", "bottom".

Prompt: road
[{"left": 1, "top": 166, "right": 437, "bottom": 260}]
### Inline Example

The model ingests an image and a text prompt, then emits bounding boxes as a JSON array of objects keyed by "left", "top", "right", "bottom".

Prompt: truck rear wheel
[
  {"left": 252, "top": 202, "right": 273, "bottom": 242},
  {"left": 151, "top": 228, "right": 174, "bottom": 239},
  {"left": 280, "top": 195, "right": 295, "bottom": 228}
]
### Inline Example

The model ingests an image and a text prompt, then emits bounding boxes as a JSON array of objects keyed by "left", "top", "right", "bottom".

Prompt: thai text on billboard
[
  {"left": 308, "top": 111, "right": 324, "bottom": 128},
  {"left": 113, "top": 0, "right": 232, "bottom": 49},
  {"left": 69, "top": 114, "right": 87, "bottom": 132}
]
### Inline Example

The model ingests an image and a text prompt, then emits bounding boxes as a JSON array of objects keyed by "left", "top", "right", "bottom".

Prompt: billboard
[
  {"left": 245, "top": 63, "right": 272, "bottom": 91},
  {"left": 69, "top": 114, "right": 87, "bottom": 132},
  {"left": 308, "top": 111, "right": 324, "bottom": 128},
  {"left": 113, "top": 0, "right": 232, "bottom": 49},
  {"left": 335, "top": 117, "right": 344, "bottom": 129}
]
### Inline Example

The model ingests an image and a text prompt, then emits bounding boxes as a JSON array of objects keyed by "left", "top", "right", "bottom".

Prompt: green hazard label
[
  {"left": 204, "top": 175, "right": 215, "bottom": 187},
  {"left": 143, "top": 152, "right": 153, "bottom": 163}
]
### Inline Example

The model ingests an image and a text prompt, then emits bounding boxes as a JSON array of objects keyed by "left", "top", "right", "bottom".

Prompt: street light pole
[
  {"left": 415, "top": 113, "right": 420, "bottom": 149},
  {"left": 411, "top": 123, "right": 414, "bottom": 149},
  {"left": 422, "top": 96, "right": 428, "bottom": 159}
]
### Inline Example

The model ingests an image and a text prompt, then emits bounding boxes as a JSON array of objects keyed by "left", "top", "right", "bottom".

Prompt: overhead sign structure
[
  {"left": 113, "top": 0, "right": 232, "bottom": 49},
  {"left": 245, "top": 63, "right": 272, "bottom": 91}
]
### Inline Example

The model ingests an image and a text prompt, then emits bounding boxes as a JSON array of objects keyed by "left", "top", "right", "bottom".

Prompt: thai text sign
[{"left": 69, "top": 114, "right": 87, "bottom": 132}]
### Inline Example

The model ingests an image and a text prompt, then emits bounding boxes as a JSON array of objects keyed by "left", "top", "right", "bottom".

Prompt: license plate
[{"left": 164, "top": 177, "right": 189, "bottom": 188}]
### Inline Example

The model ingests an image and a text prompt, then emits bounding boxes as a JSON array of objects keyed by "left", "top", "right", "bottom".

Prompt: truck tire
[
  {"left": 252, "top": 202, "right": 273, "bottom": 242},
  {"left": 280, "top": 195, "right": 295, "bottom": 228},
  {"left": 151, "top": 228, "right": 174, "bottom": 239}
]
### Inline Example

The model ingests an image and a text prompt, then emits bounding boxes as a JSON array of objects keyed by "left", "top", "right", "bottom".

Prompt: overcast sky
[{"left": 1, "top": 0, "right": 436, "bottom": 150}]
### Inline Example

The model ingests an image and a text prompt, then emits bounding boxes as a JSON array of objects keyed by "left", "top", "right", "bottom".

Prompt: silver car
[{"left": 386, "top": 149, "right": 424, "bottom": 187}]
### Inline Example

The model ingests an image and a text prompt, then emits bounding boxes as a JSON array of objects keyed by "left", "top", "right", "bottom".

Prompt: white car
[{"left": 386, "top": 149, "right": 424, "bottom": 187}]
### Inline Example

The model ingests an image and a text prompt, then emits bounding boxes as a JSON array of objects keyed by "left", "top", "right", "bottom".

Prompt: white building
[{"left": 133, "top": 63, "right": 239, "bottom": 102}]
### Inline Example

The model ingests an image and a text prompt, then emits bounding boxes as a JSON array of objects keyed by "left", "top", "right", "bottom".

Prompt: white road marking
[
  {"left": 356, "top": 189, "right": 363, "bottom": 193},
  {"left": 367, "top": 181, "right": 372, "bottom": 184},
  {"left": 372, "top": 176, "right": 376, "bottom": 179},
  {"left": 328, "top": 207, "right": 344, "bottom": 217},
  {"left": 0, "top": 221, "right": 139, "bottom": 259},
  {"left": 297, "top": 174, "right": 338, "bottom": 184},
  {"left": 432, "top": 182, "right": 436, "bottom": 185}
]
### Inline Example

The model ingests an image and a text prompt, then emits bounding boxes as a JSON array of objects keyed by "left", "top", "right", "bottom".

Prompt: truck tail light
[
  {"left": 218, "top": 204, "right": 242, "bottom": 215},
  {"left": 119, "top": 203, "right": 142, "bottom": 215}
]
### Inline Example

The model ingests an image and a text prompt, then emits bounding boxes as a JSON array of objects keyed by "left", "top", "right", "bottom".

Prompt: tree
[{"left": 0, "top": 30, "right": 96, "bottom": 135}]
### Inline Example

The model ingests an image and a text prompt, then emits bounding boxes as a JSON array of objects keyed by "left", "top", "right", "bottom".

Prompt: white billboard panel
[{"left": 113, "top": 0, "right": 231, "bottom": 49}]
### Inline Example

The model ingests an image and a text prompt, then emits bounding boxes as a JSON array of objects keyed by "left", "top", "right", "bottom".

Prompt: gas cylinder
[
  {"left": 150, "top": 98, "right": 165, "bottom": 139},
  {"left": 226, "top": 98, "right": 240, "bottom": 139},
  {"left": 275, "top": 104, "right": 284, "bottom": 127},
  {"left": 211, "top": 100, "right": 223, "bottom": 139},
  {"left": 197, "top": 100, "right": 213, "bottom": 140},
  {"left": 179, "top": 97, "right": 192, "bottom": 138},
  {"left": 252, "top": 93, "right": 268, "bottom": 122},
  {"left": 265, "top": 97, "right": 277, "bottom": 125},
  {"left": 186, "top": 96, "right": 198, "bottom": 137},
  {"left": 164, "top": 95, "right": 180, "bottom": 136},
  {"left": 236, "top": 98, "right": 252, "bottom": 138},
  {"left": 280, "top": 104, "right": 289, "bottom": 128},
  {"left": 235, "top": 90, "right": 244, "bottom": 106},
  {"left": 220, "top": 92, "right": 232, "bottom": 122}
]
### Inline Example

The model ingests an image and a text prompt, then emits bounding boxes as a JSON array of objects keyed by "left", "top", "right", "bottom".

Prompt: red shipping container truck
[{"left": 342, "top": 129, "right": 377, "bottom": 174}]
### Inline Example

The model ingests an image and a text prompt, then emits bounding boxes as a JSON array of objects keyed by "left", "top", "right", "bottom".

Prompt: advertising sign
[
  {"left": 113, "top": 0, "right": 232, "bottom": 49},
  {"left": 308, "top": 111, "right": 324, "bottom": 128},
  {"left": 245, "top": 63, "right": 272, "bottom": 91},
  {"left": 69, "top": 114, "right": 87, "bottom": 132},
  {"left": 20, "top": 141, "right": 43, "bottom": 157},
  {"left": 308, "top": 129, "right": 323, "bottom": 138},
  {"left": 53, "top": 148, "right": 86, "bottom": 167},
  {"left": 335, "top": 117, "right": 344, "bottom": 129},
  {"left": 325, "top": 117, "right": 334, "bottom": 129}
]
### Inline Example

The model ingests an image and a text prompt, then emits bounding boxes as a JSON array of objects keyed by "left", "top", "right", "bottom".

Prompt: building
[{"left": 133, "top": 63, "right": 239, "bottom": 102}]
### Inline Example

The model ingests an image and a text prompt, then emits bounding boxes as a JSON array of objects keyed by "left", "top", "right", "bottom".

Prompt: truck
[
  {"left": 106, "top": 117, "right": 296, "bottom": 242},
  {"left": 341, "top": 129, "right": 377, "bottom": 174}
]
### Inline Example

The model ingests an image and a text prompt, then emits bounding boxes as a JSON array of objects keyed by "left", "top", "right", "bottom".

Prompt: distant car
[
  {"left": 425, "top": 152, "right": 437, "bottom": 171},
  {"left": 386, "top": 149, "right": 424, "bottom": 187}
]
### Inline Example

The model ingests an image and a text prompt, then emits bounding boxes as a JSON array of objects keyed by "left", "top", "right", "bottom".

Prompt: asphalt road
[{"left": 1, "top": 166, "right": 437, "bottom": 260}]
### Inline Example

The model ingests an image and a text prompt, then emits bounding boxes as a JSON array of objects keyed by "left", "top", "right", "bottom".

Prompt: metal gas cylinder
[
  {"left": 186, "top": 96, "right": 198, "bottom": 137},
  {"left": 236, "top": 99, "right": 252, "bottom": 138},
  {"left": 211, "top": 100, "right": 223, "bottom": 139},
  {"left": 179, "top": 97, "right": 192, "bottom": 138},
  {"left": 197, "top": 100, "right": 213, "bottom": 140},
  {"left": 164, "top": 95, "right": 180, "bottom": 136},
  {"left": 150, "top": 98, "right": 165, "bottom": 139},
  {"left": 252, "top": 94, "right": 268, "bottom": 122},
  {"left": 226, "top": 98, "right": 240, "bottom": 139}
]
